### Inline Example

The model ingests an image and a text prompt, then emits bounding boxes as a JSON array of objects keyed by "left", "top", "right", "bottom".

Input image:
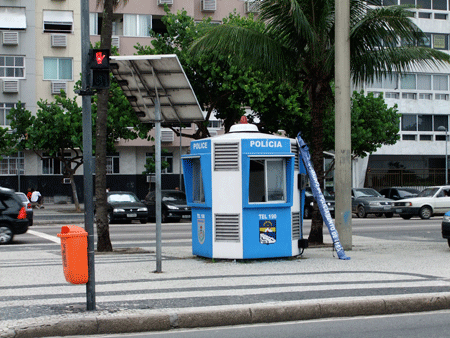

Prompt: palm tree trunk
[{"left": 307, "top": 81, "right": 332, "bottom": 245}]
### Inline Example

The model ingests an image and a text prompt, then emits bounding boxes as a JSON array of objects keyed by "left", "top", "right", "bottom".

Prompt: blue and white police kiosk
[{"left": 182, "top": 119, "right": 307, "bottom": 259}]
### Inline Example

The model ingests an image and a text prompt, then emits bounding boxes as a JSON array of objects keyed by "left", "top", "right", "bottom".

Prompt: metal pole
[
  {"left": 334, "top": 0, "right": 352, "bottom": 250},
  {"left": 446, "top": 129, "right": 448, "bottom": 185},
  {"left": 155, "top": 97, "right": 162, "bottom": 273},
  {"left": 81, "top": 0, "right": 95, "bottom": 310},
  {"left": 179, "top": 123, "right": 183, "bottom": 191}
]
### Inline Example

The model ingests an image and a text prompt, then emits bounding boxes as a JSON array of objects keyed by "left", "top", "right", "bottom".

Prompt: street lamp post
[{"left": 438, "top": 126, "right": 448, "bottom": 185}]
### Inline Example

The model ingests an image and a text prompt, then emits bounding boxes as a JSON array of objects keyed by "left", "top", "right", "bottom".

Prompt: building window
[
  {"left": 402, "top": 114, "right": 417, "bottom": 131},
  {"left": 417, "top": 0, "right": 431, "bottom": 9},
  {"left": 418, "top": 12, "right": 432, "bottom": 19},
  {"left": 0, "top": 152, "right": 24, "bottom": 175},
  {"left": 0, "top": 102, "right": 19, "bottom": 126},
  {"left": 106, "top": 152, "right": 119, "bottom": 174},
  {"left": 89, "top": 13, "right": 98, "bottom": 35},
  {"left": 433, "top": 34, "right": 448, "bottom": 50},
  {"left": 0, "top": 56, "right": 25, "bottom": 79},
  {"left": 420, "top": 135, "right": 432, "bottom": 141},
  {"left": 433, "top": 75, "right": 448, "bottom": 90},
  {"left": 385, "top": 92, "right": 399, "bottom": 99},
  {"left": 123, "top": 14, "right": 151, "bottom": 37},
  {"left": 434, "top": 115, "right": 448, "bottom": 131},
  {"left": 435, "top": 94, "right": 449, "bottom": 100},
  {"left": 401, "top": 74, "right": 416, "bottom": 89},
  {"left": 402, "top": 134, "right": 416, "bottom": 140},
  {"left": 402, "top": 93, "right": 417, "bottom": 99},
  {"left": 42, "top": 152, "right": 70, "bottom": 175},
  {"left": 419, "top": 93, "right": 432, "bottom": 99},
  {"left": 418, "top": 115, "right": 432, "bottom": 131},
  {"left": 43, "top": 10, "right": 73, "bottom": 33},
  {"left": 417, "top": 74, "right": 431, "bottom": 90},
  {"left": 249, "top": 158, "right": 286, "bottom": 203},
  {"left": 208, "top": 120, "right": 223, "bottom": 129},
  {"left": 43, "top": 58, "right": 72, "bottom": 81},
  {"left": 191, "top": 158, "right": 205, "bottom": 203},
  {"left": 145, "top": 152, "right": 173, "bottom": 174},
  {"left": 433, "top": 0, "right": 447, "bottom": 10},
  {"left": 434, "top": 13, "right": 447, "bottom": 19}
]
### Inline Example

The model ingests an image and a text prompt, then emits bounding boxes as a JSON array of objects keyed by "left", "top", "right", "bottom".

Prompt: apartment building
[
  {"left": 0, "top": 0, "right": 258, "bottom": 200},
  {"left": 359, "top": 0, "right": 450, "bottom": 190}
]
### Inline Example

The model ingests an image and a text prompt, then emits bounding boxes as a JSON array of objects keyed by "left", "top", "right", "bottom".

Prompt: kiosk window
[
  {"left": 192, "top": 158, "right": 205, "bottom": 203},
  {"left": 249, "top": 158, "right": 286, "bottom": 203}
]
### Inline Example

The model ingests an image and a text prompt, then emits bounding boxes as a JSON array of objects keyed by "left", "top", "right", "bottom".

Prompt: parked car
[
  {"left": 105, "top": 191, "right": 148, "bottom": 224},
  {"left": 144, "top": 190, "right": 191, "bottom": 223},
  {"left": 304, "top": 187, "right": 335, "bottom": 219},
  {"left": 394, "top": 185, "right": 450, "bottom": 220},
  {"left": 15, "top": 192, "right": 33, "bottom": 226},
  {"left": 379, "top": 187, "right": 420, "bottom": 201},
  {"left": 351, "top": 188, "right": 395, "bottom": 218},
  {"left": 0, "top": 187, "right": 30, "bottom": 244},
  {"left": 442, "top": 211, "right": 450, "bottom": 248}
]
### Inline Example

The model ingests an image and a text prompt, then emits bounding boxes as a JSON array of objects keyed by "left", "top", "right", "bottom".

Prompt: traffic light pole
[{"left": 81, "top": 0, "right": 96, "bottom": 311}]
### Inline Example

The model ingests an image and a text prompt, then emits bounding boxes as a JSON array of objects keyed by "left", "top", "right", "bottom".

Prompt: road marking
[{"left": 27, "top": 230, "right": 60, "bottom": 244}]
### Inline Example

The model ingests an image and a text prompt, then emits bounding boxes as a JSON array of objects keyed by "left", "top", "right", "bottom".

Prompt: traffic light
[{"left": 89, "top": 49, "right": 110, "bottom": 89}]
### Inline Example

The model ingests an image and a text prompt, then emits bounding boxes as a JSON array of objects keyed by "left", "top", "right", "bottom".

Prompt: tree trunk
[
  {"left": 69, "top": 172, "right": 81, "bottom": 212},
  {"left": 307, "top": 81, "right": 332, "bottom": 245},
  {"left": 95, "top": 0, "right": 113, "bottom": 252}
]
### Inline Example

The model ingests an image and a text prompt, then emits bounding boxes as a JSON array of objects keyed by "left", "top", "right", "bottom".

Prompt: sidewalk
[{"left": 2, "top": 209, "right": 450, "bottom": 337}]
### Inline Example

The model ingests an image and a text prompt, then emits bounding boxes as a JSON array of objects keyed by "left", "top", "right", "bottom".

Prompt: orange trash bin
[{"left": 57, "top": 225, "right": 89, "bottom": 284}]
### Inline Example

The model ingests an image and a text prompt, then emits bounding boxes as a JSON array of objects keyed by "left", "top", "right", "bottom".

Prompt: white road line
[{"left": 27, "top": 230, "right": 60, "bottom": 244}]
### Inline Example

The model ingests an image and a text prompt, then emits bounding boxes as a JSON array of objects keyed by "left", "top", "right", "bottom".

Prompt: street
[
  {"left": 49, "top": 310, "right": 450, "bottom": 338},
  {"left": 14, "top": 215, "right": 445, "bottom": 250}
]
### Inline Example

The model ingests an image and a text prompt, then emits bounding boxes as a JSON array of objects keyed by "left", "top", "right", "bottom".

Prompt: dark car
[
  {"left": 0, "top": 187, "right": 30, "bottom": 244},
  {"left": 442, "top": 211, "right": 450, "bottom": 248},
  {"left": 106, "top": 191, "right": 148, "bottom": 224},
  {"left": 352, "top": 188, "right": 395, "bottom": 218},
  {"left": 144, "top": 190, "right": 191, "bottom": 223},
  {"left": 304, "top": 187, "right": 335, "bottom": 219},
  {"left": 379, "top": 187, "right": 420, "bottom": 201},
  {"left": 15, "top": 192, "right": 33, "bottom": 226}
]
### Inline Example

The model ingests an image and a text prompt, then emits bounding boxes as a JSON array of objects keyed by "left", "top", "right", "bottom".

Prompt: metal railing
[{"left": 365, "top": 169, "right": 448, "bottom": 191}]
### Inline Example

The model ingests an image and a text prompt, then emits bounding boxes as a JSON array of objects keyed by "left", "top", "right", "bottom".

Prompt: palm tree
[
  {"left": 95, "top": 0, "right": 128, "bottom": 252},
  {"left": 190, "top": 0, "right": 450, "bottom": 244}
]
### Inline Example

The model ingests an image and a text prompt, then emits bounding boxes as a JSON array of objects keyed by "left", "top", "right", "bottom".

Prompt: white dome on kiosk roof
[
  {"left": 229, "top": 116, "right": 259, "bottom": 133},
  {"left": 229, "top": 123, "right": 259, "bottom": 133}
]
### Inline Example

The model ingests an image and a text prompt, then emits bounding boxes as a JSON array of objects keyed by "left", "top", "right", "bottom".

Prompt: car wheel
[
  {"left": 162, "top": 211, "right": 168, "bottom": 223},
  {"left": 419, "top": 206, "right": 432, "bottom": 220},
  {"left": 107, "top": 213, "right": 112, "bottom": 224},
  {"left": 140, "top": 219, "right": 147, "bottom": 224},
  {"left": 357, "top": 205, "right": 367, "bottom": 218},
  {"left": 0, "top": 226, "right": 14, "bottom": 244},
  {"left": 375, "top": 213, "right": 383, "bottom": 217},
  {"left": 385, "top": 212, "right": 394, "bottom": 218},
  {"left": 447, "top": 239, "right": 450, "bottom": 248},
  {"left": 304, "top": 207, "right": 311, "bottom": 219},
  {"left": 400, "top": 215, "right": 412, "bottom": 220}
]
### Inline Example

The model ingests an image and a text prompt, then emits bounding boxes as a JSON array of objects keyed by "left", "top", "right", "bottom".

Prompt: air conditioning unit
[
  {"left": 146, "top": 175, "right": 156, "bottom": 183},
  {"left": 62, "top": 178, "right": 71, "bottom": 184},
  {"left": 51, "top": 34, "right": 67, "bottom": 48},
  {"left": 157, "top": 0, "right": 173, "bottom": 5},
  {"left": 161, "top": 129, "right": 174, "bottom": 143},
  {"left": 2, "top": 80, "right": 19, "bottom": 93},
  {"left": 111, "top": 36, "right": 120, "bottom": 49},
  {"left": 2, "top": 31, "right": 19, "bottom": 45},
  {"left": 201, "top": 0, "right": 216, "bottom": 12},
  {"left": 51, "top": 81, "right": 67, "bottom": 94},
  {"left": 245, "top": 0, "right": 260, "bottom": 14}
]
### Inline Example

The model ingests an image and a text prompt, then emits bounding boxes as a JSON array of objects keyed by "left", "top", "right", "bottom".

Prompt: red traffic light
[{"left": 89, "top": 49, "right": 110, "bottom": 69}]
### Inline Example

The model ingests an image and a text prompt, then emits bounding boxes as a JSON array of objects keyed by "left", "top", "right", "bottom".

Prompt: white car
[{"left": 394, "top": 186, "right": 450, "bottom": 220}]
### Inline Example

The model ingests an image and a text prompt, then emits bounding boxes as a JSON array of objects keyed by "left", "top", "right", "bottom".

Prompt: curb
[{"left": 7, "top": 293, "right": 450, "bottom": 338}]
